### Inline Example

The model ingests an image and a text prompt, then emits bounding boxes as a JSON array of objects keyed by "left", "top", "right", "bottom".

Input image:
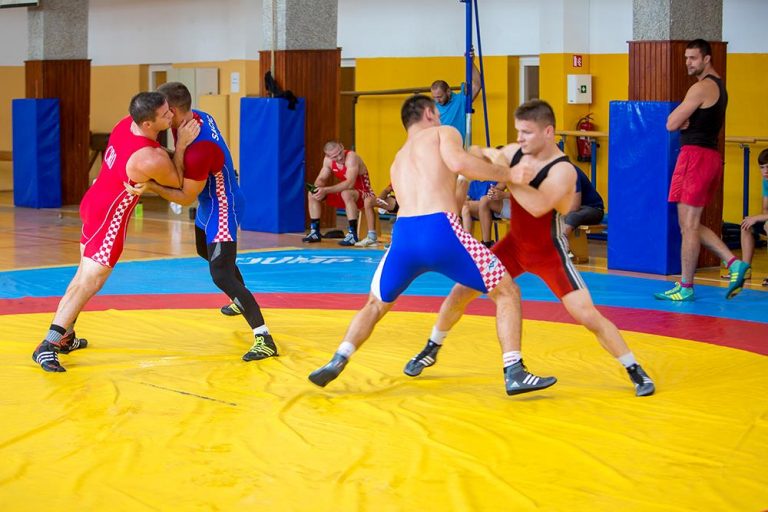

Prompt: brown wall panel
[
  {"left": 260, "top": 49, "right": 340, "bottom": 229},
  {"left": 26, "top": 59, "right": 91, "bottom": 205},
  {"left": 628, "top": 41, "right": 728, "bottom": 267}
]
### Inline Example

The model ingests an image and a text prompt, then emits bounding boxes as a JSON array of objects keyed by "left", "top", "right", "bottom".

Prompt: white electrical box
[{"left": 567, "top": 74, "right": 592, "bottom": 104}]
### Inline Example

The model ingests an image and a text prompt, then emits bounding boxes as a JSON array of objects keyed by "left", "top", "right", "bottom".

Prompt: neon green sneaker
[
  {"left": 721, "top": 266, "right": 751, "bottom": 280},
  {"left": 242, "top": 334, "right": 278, "bottom": 361},
  {"left": 725, "top": 260, "right": 751, "bottom": 299},
  {"left": 654, "top": 282, "right": 694, "bottom": 302}
]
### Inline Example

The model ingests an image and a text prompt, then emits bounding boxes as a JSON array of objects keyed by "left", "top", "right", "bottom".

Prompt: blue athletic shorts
[{"left": 371, "top": 212, "right": 506, "bottom": 303}]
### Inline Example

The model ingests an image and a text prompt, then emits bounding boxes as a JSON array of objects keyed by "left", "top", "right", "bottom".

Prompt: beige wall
[{"left": 0, "top": 66, "right": 25, "bottom": 151}]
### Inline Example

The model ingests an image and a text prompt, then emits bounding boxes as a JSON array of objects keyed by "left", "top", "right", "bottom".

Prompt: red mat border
[{"left": 1, "top": 293, "right": 765, "bottom": 355}]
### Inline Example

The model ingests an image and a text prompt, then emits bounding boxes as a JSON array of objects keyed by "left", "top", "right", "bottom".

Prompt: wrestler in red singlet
[
  {"left": 324, "top": 150, "right": 374, "bottom": 209},
  {"left": 79, "top": 116, "right": 161, "bottom": 267},
  {"left": 492, "top": 148, "right": 586, "bottom": 298}
]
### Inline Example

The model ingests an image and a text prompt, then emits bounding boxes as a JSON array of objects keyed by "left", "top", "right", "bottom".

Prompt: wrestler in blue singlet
[{"left": 192, "top": 109, "right": 245, "bottom": 243}]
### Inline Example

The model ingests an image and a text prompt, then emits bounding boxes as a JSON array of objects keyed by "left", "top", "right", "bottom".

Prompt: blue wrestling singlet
[
  {"left": 193, "top": 109, "right": 245, "bottom": 244},
  {"left": 371, "top": 212, "right": 506, "bottom": 303}
]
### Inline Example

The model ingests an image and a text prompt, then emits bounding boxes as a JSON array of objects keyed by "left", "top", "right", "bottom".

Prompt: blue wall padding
[
  {"left": 239, "top": 97, "right": 305, "bottom": 233},
  {"left": 608, "top": 101, "right": 681, "bottom": 275},
  {"left": 12, "top": 98, "right": 61, "bottom": 208}
]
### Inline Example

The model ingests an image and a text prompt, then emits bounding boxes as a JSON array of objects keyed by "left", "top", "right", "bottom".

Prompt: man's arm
[
  {"left": 313, "top": 160, "right": 333, "bottom": 188},
  {"left": 666, "top": 83, "right": 706, "bottom": 131},
  {"left": 127, "top": 147, "right": 184, "bottom": 188},
  {"left": 169, "top": 119, "right": 201, "bottom": 187},
  {"left": 127, "top": 119, "right": 199, "bottom": 187},
  {"left": 568, "top": 191, "right": 582, "bottom": 213},
  {"left": 133, "top": 178, "right": 207, "bottom": 206},
  {"left": 507, "top": 162, "right": 576, "bottom": 218},
  {"left": 310, "top": 161, "right": 335, "bottom": 201},
  {"left": 377, "top": 184, "right": 393, "bottom": 199},
  {"left": 439, "top": 128, "right": 512, "bottom": 183}
]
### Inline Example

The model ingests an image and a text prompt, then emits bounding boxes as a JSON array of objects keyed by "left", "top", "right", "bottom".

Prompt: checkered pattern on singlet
[
  {"left": 445, "top": 212, "right": 506, "bottom": 291},
  {"left": 359, "top": 173, "right": 375, "bottom": 199},
  {"left": 91, "top": 194, "right": 134, "bottom": 267},
  {"left": 211, "top": 172, "right": 233, "bottom": 243}
]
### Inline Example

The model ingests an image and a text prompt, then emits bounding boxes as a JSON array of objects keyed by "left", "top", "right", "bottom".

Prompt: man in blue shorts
[{"left": 308, "top": 95, "right": 557, "bottom": 396}]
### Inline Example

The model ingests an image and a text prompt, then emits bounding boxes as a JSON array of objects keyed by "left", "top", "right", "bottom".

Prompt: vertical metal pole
[
  {"left": 473, "top": 0, "right": 490, "bottom": 147},
  {"left": 742, "top": 143, "right": 751, "bottom": 219},
  {"left": 590, "top": 139, "right": 598, "bottom": 185},
  {"left": 463, "top": 0, "right": 472, "bottom": 148},
  {"left": 558, "top": 136, "right": 565, "bottom": 151}
]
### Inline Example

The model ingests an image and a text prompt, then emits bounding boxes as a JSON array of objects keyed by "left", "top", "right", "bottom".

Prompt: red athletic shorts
[
  {"left": 668, "top": 145, "right": 723, "bottom": 207},
  {"left": 491, "top": 233, "right": 586, "bottom": 299},
  {"left": 325, "top": 188, "right": 374, "bottom": 209}
]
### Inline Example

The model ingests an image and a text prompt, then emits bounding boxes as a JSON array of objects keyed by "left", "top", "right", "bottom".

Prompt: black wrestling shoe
[
  {"left": 626, "top": 364, "right": 655, "bottom": 397},
  {"left": 220, "top": 302, "right": 242, "bottom": 316},
  {"left": 308, "top": 353, "right": 349, "bottom": 387},
  {"left": 32, "top": 341, "right": 66, "bottom": 372},
  {"left": 242, "top": 334, "right": 278, "bottom": 361},
  {"left": 302, "top": 231, "right": 321, "bottom": 243},
  {"left": 403, "top": 340, "right": 442, "bottom": 377},
  {"left": 504, "top": 360, "right": 557, "bottom": 396},
  {"left": 59, "top": 332, "right": 88, "bottom": 354}
]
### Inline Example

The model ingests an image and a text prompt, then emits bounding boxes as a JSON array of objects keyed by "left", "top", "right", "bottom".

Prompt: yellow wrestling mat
[{"left": 1, "top": 309, "right": 767, "bottom": 511}]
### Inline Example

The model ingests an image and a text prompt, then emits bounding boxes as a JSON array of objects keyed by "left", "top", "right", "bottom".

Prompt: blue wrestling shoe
[
  {"left": 308, "top": 353, "right": 349, "bottom": 387},
  {"left": 725, "top": 260, "right": 750, "bottom": 299},
  {"left": 654, "top": 282, "right": 694, "bottom": 302},
  {"left": 403, "top": 340, "right": 441, "bottom": 377},
  {"left": 504, "top": 360, "right": 557, "bottom": 396}
]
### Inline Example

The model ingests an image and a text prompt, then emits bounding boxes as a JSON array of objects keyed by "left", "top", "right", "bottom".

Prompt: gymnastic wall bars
[{"left": 339, "top": 86, "right": 460, "bottom": 149}]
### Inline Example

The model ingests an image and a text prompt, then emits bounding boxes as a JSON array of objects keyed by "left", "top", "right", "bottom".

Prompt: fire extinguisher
[{"left": 576, "top": 113, "right": 594, "bottom": 163}]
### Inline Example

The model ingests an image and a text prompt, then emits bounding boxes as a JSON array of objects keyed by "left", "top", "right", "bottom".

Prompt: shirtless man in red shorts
[
  {"left": 32, "top": 91, "right": 199, "bottom": 372},
  {"left": 403, "top": 99, "right": 655, "bottom": 397}
]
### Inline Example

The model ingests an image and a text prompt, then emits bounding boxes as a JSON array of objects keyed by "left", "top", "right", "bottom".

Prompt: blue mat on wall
[
  {"left": 608, "top": 101, "right": 681, "bottom": 275},
  {"left": 12, "top": 98, "right": 61, "bottom": 208},
  {"left": 239, "top": 97, "right": 305, "bottom": 234}
]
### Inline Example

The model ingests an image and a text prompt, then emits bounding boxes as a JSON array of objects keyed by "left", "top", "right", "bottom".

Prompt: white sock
[
  {"left": 367, "top": 230, "right": 377, "bottom": 241},
  {"left": 617, "top": 352, "right": 637, "bottom": 368},
  {"left": 253, "top": 325, "right": 269, "bottom": 336},
  {"left": 430, "top": 326, "right": 448, "bottom": 345},
  {"left": 502, "top": 351, "right": 522, "bottom": 367},
  {"left": 336, "top": 341, "right": 356, "bottom": 358}
]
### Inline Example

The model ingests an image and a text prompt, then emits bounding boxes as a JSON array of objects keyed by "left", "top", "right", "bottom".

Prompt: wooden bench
[{"left": 567, "top": 224, "right": 606, "bottom": 264}]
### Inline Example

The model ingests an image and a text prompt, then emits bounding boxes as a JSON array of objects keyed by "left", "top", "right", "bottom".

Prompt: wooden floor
[{"left": 1, "top": 190, "right": 766, "bottom": 290}]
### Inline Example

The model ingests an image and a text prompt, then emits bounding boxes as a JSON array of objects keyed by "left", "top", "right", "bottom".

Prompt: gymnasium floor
[{"left": 0, "top": 195, "right": 766, "bottom": 511}]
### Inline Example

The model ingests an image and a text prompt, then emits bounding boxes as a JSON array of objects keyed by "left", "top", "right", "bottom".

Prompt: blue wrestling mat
[{"left": 0, "top": 249, "right": 765, "bottom": 323}]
